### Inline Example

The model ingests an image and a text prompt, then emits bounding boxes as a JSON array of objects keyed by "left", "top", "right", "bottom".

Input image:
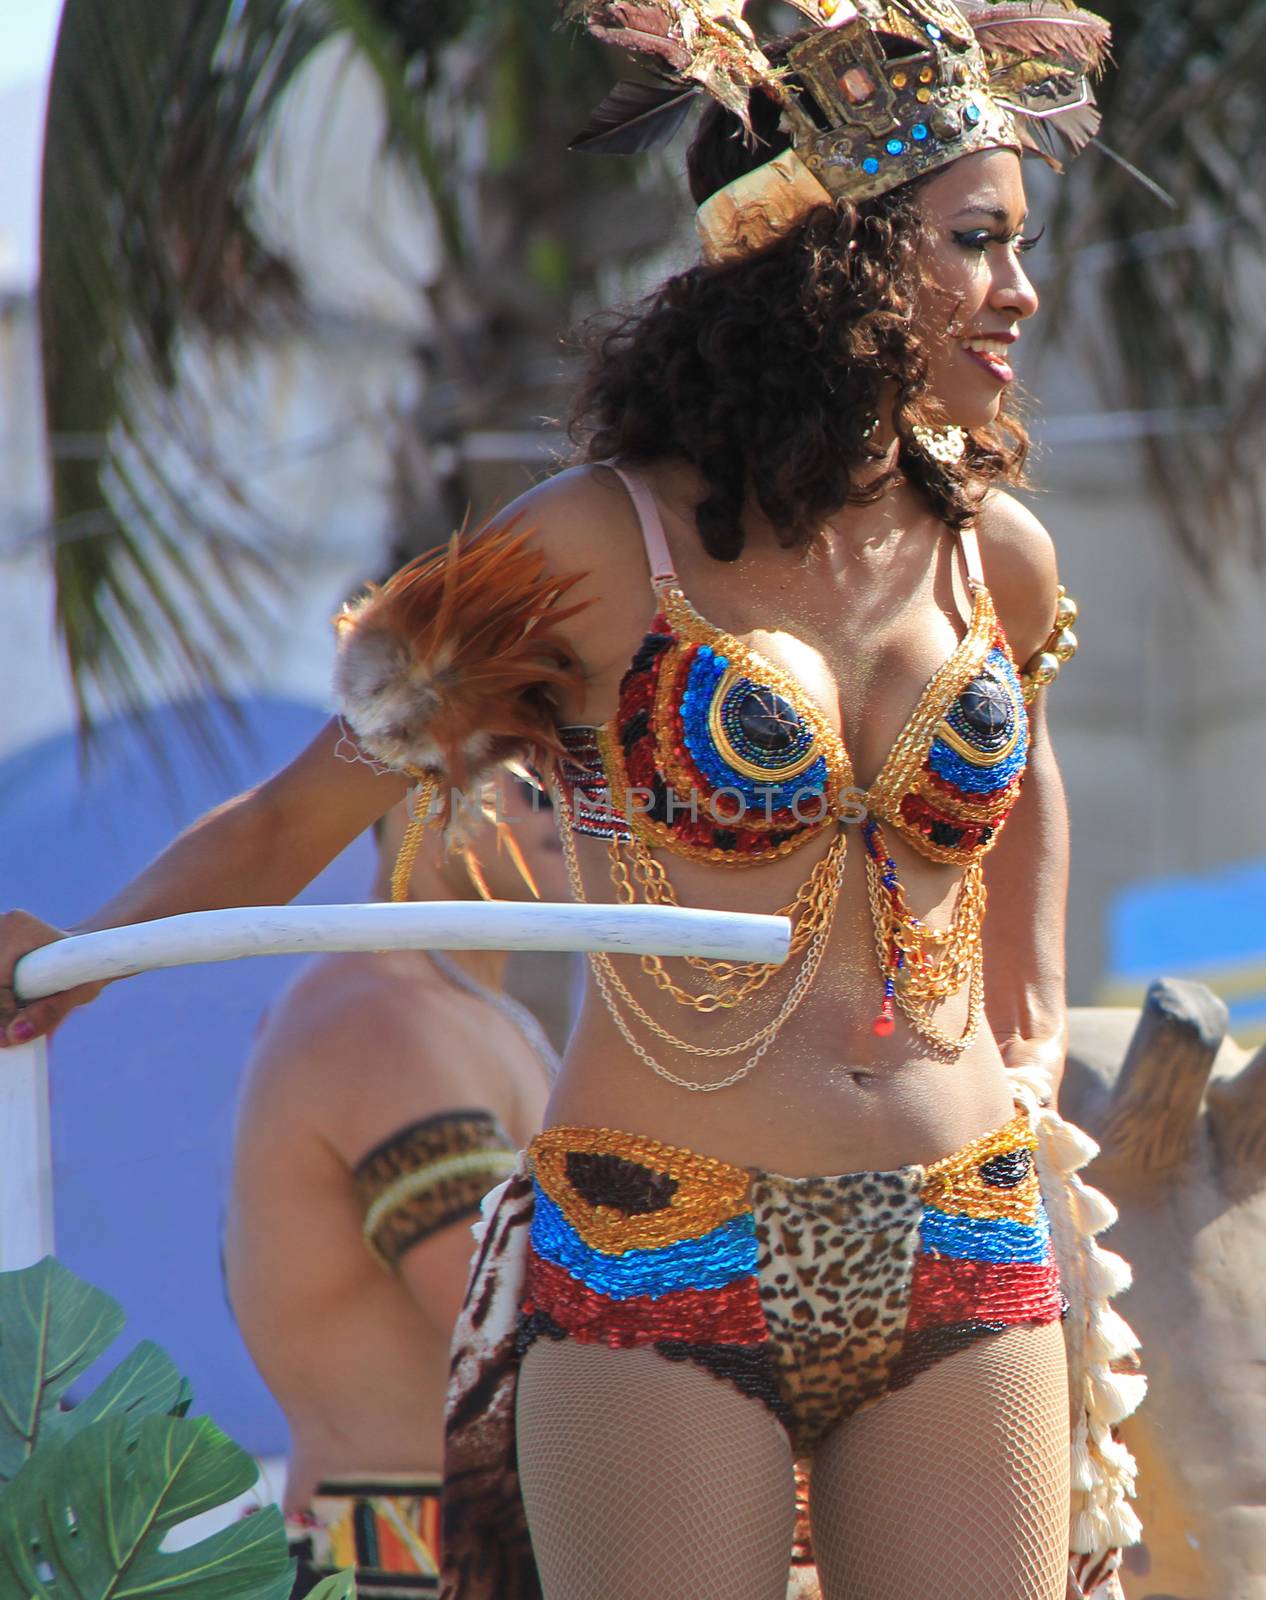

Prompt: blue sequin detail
[
  {"left": 927, "top": 649, "right": 1028, "bottom": 792},
  {"left": 530, "top": 1188, "right": 758, "bottom": 1299},
  {"left": 920, "top": 1206, "right": 1051, "bottom": 1264},
  {"left": 965, "top": 101, "right": 981, "bottom": 124},
  {"left": 886, "top": 138, "right": 905, "bottom": 156},
  {"left": 926, "top": 21, "right": 942, "bottom": 37},
  {"left": 718, "top": 678, "right": 814, "bottom": 770},
  {"left": 912, "top": 123, "right": 929, "bottom": 141},
  {"left": 928, "top": 736, "right": 1027, "bottom": 792},
  {"left": 679, "top": 652, "right": 828, "bottom": 809},
  {"left": 863, "top": 157, "right": 880, "bottom": 175}
]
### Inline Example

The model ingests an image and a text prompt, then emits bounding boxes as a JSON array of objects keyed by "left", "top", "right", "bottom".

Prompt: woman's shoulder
[
  {"left": 974, "top": 489, "right": 1060, "bottom": 664},
  {"left": 492, "top": 462, "right": 664, "bottom": 655},
  {"left": 497, "top": 461, "right": 640, "bottom": 568}
]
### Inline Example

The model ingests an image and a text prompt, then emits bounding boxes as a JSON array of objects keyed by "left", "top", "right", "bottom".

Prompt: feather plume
[
  {"left": 568, "top": 0, "right": 780, "bottom": 126},
  {"left": 961, "top": 0, "right": 1110, "bottom": 164},
  {"left": 333, "top": 520, "right": 590, "bottom": 804},
  {"left": 967, "top": 4, "right": 1112, "bottom": 73},
  {"left": 583, "top": 23, "right": 691, "bottom": 73},
  {"left": 570, "top": 78, "right": 701, "bottom": 152}
]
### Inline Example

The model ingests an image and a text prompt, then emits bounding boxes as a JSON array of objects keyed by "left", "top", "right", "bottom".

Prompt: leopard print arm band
[{"left": 354, "top": 1109, "right": 518, "bottom": 1269}]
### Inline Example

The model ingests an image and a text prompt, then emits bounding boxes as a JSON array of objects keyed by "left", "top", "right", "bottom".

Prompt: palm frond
[
  {"left": 38, "top": 0, "right": 682, "bottom": 749},
  {"left": 39, "top": 0, "right": 324, "bottom": 756},
  {"left": 1044, "top": 0, "right": 1266, "bottom": 577}
]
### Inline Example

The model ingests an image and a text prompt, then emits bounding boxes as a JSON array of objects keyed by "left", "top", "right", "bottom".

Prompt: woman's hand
[
  {"left": 0, "top": 720, "right": 409, "bottom": 1051},
  {"left": 997, "top": 1027, "right": 1068, "bottom": 1109},
  {"left": 0, "top": 910, "right": 103, "bottom": 1047}
]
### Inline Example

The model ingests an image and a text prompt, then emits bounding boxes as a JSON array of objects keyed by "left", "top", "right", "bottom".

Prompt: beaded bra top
[{"left": 557, "top": 467, "right": 1030, "bottom": 869}]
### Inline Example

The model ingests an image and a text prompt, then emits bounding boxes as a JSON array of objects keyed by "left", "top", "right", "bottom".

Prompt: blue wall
[
  {"left": 0, "top": 700, "right": 373, "bottom": 1457},
  {"left": 1105, "top": 856, "right": 1266, "bottom": 1035}
]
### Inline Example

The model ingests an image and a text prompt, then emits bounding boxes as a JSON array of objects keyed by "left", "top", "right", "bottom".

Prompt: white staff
[{"left": 2, "top": 902, "right": 790, "bottom": 1271}]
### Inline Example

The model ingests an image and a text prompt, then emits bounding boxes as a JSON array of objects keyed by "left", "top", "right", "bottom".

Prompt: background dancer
[{"left": 226, "top": 777, "right": 568, "bottom": 1597}]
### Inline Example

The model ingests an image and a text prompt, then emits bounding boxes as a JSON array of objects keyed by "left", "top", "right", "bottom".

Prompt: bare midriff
[{"left": 547, "top": 825, "right": 1017, "bottom": 1177}]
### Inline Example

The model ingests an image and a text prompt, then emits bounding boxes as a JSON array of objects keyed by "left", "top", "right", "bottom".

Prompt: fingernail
[{"left": 9, "top": 1019, "right": 36, "bottom": 1043}]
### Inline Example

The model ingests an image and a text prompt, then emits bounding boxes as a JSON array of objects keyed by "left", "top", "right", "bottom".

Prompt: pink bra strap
[
  {"left": 609, "top": 465, "right": 678, "bottom": 587},
  {"left": 958, "top": 523, "right": 985, "bottom": 587}
]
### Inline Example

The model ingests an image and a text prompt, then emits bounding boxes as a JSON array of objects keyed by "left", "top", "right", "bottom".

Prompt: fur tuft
[{"left": 333, "top": 519, "right": 589, "bottom": 804}]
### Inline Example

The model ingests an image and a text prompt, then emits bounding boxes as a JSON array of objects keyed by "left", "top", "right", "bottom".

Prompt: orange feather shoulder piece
[{"left": 332, "top": 519, "right": 590, "bottom": 797}]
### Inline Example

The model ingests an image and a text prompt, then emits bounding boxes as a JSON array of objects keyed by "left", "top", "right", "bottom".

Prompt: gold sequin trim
[
  {"left": 865, "top": 583, "right": 996, "bottom": 821},
  {"left": 530, "top": 1125, "right": 752, "bottom": 1251},
  {"left": 881, "top": 764, "right": 1027, "bottom": 866},
  {"left": 920, "top": 1112, "right": 1041, "bottom": 1224},
  {"left": 660, "top": 586, "right": 854, "bottom": 789},
  {"left": 932, "top": 672, "right": 1026, "bottom": 766},
  {"left": 909, "top": 768, "right": 1025, "bottom": 823}
]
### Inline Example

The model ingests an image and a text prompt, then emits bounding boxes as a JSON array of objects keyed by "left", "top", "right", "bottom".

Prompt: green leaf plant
[
  {"left": 305, "top": 1573, "right": 358, "bottom": 1600},
  {"left": 0, "top": 1257, "right": 332, "bottom": 1599}
]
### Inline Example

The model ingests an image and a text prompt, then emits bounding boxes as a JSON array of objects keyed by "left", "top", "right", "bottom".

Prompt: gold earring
[{"left": 912, "top": 424, "right": 967, "bottom": 465}]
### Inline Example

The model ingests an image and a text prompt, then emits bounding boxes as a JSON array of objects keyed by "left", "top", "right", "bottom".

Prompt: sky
[{"left": 0, "top": 0, "right": 62, "bottom": 96}]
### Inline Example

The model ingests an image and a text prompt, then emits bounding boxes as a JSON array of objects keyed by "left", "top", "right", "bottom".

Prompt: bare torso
[
  {"left": 224, "top": 950, "right": 552, "bottom": 1512},
  {"left": 535, "top": 459, "right": 1045, "bottom": 1174}
]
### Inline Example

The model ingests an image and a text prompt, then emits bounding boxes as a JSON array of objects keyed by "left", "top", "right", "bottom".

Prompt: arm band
[
  {"left": 354, "top": 1109, "right": 518, "bottom": 1269},
  {"left": 1019, "top": 585, "right": 1079, "bottom": 706}
]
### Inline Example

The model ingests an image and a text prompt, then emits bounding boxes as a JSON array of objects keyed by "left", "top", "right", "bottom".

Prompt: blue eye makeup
[{"left": 953, "top": 222, "right": 1045, "bottom": 254}]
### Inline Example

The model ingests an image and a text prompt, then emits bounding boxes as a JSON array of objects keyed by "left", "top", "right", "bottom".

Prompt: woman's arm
[
  {"left": 0, "top": 718, "right": 408, "bottom": 1045},
  {"left": 982, "top": 691, "right": 1070, "bottom": 1103},
  {"left": 977, "top": 490, "right": 1071, "bottom": 1104},
  {"left": 0, "top": 489, "right": 605, "bottom": 1047}
]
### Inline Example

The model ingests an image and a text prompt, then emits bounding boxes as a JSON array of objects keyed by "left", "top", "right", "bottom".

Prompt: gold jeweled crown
[{"left": 570, "top": 0, "right": 1110, "bottom": 261}]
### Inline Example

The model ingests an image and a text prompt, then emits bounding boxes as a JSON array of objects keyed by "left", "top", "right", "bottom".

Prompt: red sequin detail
[
  {"left": 608, "top": 620, "right": 826, "bottom": 857},
  {"left": 524, "top": 1251, "right": 768, "bottom": 1347},
  {"left": 899, "top": 790, "right": 1013, "bottom": 850},
  {"left": 905, "top": 1255, "right": 1063, "bottom": 1332}
]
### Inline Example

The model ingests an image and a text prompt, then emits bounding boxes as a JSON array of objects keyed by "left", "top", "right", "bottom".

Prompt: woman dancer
[{"left": 1, "top": 2, "right": 1139, "bottom": 1596}]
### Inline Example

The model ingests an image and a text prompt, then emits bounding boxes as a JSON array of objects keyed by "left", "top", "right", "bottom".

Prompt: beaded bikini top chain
[{"left": 551, "top": 484, "right": 1080, "bottom": 1071}]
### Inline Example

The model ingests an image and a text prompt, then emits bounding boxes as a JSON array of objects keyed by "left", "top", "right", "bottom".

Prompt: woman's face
[{"left": 911, "top": 148, "right": 1040, "bottom": 430}]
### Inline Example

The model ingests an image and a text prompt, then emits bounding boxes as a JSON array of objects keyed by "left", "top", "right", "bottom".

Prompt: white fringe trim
[{"left": 1008, "top": 1072, "right": 1147, "bottom": 1567}]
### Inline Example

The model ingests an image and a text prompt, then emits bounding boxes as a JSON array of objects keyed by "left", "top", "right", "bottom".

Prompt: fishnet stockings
[
  {"left": 810, "top": 1322, "right": 1070, "bottom": 1600},
  {"left": 516, "top": 1324, "right": 1069, "bottom": 1600},
  {"left": 517, "top": 1339, "right": 796, "bottom": 1600}
]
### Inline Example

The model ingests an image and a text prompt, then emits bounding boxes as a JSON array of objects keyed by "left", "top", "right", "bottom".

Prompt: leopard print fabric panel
[
  {"left": 354, "top": 1108, "right": 518, "bottom": 1269},
  {"left": 751, "top": 1166, "right": 925, "bottom": 1455}
]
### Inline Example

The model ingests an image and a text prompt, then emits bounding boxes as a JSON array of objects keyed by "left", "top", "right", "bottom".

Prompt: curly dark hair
[{"left": 568, "top": 82, "right": 1029, "bottom": 560}]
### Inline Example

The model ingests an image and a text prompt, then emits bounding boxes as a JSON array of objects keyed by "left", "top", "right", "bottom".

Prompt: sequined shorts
[
  {"left": 518, "top": 1112, "right": 1064, "bottom": 1455},
  {"left": 286, "top": 1474, "right": 442, "bottom": 1598}
]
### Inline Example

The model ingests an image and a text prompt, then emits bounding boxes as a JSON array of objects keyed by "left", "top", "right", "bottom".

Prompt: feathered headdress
[{"left": 568, "top": 0, "right": 1111, "bottom": 261}]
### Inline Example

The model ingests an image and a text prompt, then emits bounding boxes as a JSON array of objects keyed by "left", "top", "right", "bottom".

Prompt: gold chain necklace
[
  {"left": 556, "top": 786, "right": 847, "bottom": 1090},
  {"left": 592, "top": 840, "right": 848, "bottom": 1056},
  {"left": 612, "top": 831, "right": 844, "bottom": 1011}
]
